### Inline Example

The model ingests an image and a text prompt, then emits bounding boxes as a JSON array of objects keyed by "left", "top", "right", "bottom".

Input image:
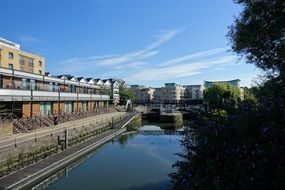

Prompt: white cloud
[
  {"left": 56, "top": 29, "right": 180, "bottom": 74},
  {"left": 19, "top": 35, "right": 40, "bottom": 43},
  {"left": 146, "top": 29, "right": 182, "bottom": 50},
  {"left": 158, "top": 48, "right": 227, "bottom": 66},
  {"left": 127, "top": 56, "right": 237, "bottom": 81}
]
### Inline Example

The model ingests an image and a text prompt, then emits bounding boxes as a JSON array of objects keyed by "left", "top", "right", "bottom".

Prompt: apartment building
[
  {"left": 163, "top": 83, "right": 185, "bottom": 103},
  {"left": 109, "top": 79, "right": 120, "bottom": 105},
  {"left": 204, "top": 79, "right": 241, "bottom": 88},
  {"left": 136, "top": 88, "right": 155, "bottom": 104},
  {"left": 0, "top": 38, "right": 45, "bottom": 75},
  {"left": 132, "top": 83, "right": 205, "bottom": 104},
  {"left": 0, "top": 38, "right": 111, "bottom": 119},
  {"left": 183, "top": 85, "right": 204, "bottom": 101},
  {"left": 204, "top": 79, "right": 244, "bottom": 100},
  {"left": 153, "top": 88, "right": 165, "bottom": 103}
]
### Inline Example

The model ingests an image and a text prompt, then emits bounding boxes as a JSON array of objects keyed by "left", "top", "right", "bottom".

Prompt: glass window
[
  {"left": 8, "top": 64, "right": 13, "bottom": 69},
  {"left": 30, "top": 79, "right": 36, "bottom": 90},
  {"left": 8, "top": 52, "right": 13, "bottom": 59},
  {"left": 39, "top": 60, "right": 42, "bottom": 66},
  {"left": 28, "top": 58, "right": 34, "bottom": 67}
]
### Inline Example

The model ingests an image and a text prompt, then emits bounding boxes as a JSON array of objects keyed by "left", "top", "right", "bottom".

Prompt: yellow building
[{"left": 0, "top": 38, "right": 45, "bottom": 75}]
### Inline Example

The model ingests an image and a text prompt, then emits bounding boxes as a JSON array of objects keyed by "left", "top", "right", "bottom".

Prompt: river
[{"left": 30, "top": 121, "right": 182, "bottom": 190}]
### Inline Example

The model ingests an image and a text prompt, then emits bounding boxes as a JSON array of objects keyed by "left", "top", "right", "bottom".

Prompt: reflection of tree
[
  {"left": 118, "top": 134, "right": 136, "bottom": 146},
  {"left": 118, "top": 135, "right": 128, "bottom": 146}
]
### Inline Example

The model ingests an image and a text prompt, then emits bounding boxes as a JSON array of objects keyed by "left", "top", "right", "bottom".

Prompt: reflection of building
[
  {"left": 0, "top": 38, "right": 45, "bottom": 75},
  {"left": 204, "top": 79, "right": 244, "bottom": 100},
  {"left": 183, "top": 85, "right": 204, "bottom": 100}
]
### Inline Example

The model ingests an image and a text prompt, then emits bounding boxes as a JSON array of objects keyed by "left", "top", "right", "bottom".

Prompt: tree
[
  {"left": 203, "top": 83, "right": 240, "bottom": 111},
  {"left": 243, "top": 87, "right": 257, "bottom": 102},
  {"left": 119, "top": 85, "right": 135, "bottom": 105},
  {"left": 170, "top": 1, "right": 285, "bottom": 189},
  {"left": 228, "top": 0, "right": 285, "bottom": 75}
]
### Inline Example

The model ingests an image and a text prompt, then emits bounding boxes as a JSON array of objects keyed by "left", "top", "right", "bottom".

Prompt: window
[
  {"left": 28, "top": 58, "right": 34, "bottom": 67},
  {"left": 8, "top": 52, "right": 13, "bottom": 59},
  {"left": 39, "top": 61, "right": 42, "bottom": 66},
  {"left": 8, "top": 64, "right": 13, "bottom": 69},
  {"left": 19, "top": 55, "right": 25, "bottom": 65},
  {"left": 28, "top": 67, "right": 33, "bottom": 73},
  {"left": 38, "top": 70, "right": 42, "bottom": 75},
  {"left": 20, "top": 66, "right": 24, "bottom": 71},
  {"left": 29, "top": 61, "right": 34, "bottom": 67}
]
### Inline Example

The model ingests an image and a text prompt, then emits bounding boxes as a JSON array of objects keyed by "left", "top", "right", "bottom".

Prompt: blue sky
[{"left": 0, "top": 0, "right": 260, "bottom": 87}]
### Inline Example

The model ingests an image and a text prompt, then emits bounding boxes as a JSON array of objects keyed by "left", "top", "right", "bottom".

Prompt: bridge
[{"left": 137, "top": 130, "right": 185, "bottom": 136}]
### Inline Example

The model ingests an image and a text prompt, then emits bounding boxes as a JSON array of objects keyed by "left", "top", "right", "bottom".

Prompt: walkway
[
  {"left": 0, "top": 112, "right": 126, "bottom": 155},
  {"left": 0, "top": 112, "right": 138, "bottom": 190}
]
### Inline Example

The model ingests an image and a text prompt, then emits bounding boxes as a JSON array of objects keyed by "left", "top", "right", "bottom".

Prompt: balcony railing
[{"left": 1, "top": 80, "right": 102, "bottom": 95}]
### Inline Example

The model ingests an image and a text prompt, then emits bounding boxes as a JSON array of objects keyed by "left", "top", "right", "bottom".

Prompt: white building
[{"left": 183, "top": 85, "right": 204, "bottom": 100}]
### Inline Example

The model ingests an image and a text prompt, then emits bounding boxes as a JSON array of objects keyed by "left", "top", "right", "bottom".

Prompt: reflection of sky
[
  {"left": 37, "top": 126, "right": 182, "bottom": 190},
  {"left": 138, "top": 125, "right": 162, "bottom": 131}
]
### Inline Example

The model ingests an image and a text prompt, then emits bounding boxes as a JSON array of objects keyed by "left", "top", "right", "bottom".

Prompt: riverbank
[
  {"left": 30, "top": 121, "right": 182, "bottom": 190},
  {"left": 0, "top": 112, "right": 139, "bottom": 190},
  {"left": 0, "top": 128, "right": 126, "bottom": 190}
]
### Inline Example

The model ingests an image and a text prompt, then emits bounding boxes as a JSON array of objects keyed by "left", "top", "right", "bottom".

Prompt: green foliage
[
  {"left": 243, "top": 87, "right": 257, "bottom": 102},
  {"left": 228, "top": 0, "right": 285, "bottom": 75},
  {"left": 170, "top": 99, "right": 285, "bottom": 189},
  {"left": 170, "top": 0, "right": 285, "bottom": 189},
  {"left": 204, "top": 83, "right": 240, "bottom": 110},
  {"left": 119, "top": 85, "right": 135, "bottom": 105}
]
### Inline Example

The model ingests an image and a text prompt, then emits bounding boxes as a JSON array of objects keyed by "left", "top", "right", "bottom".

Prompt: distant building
[
  {"left": 183, "top": 85, "right": 204, "bottom": 100},
  {"left": 164, "top": 83, "right": 185, "bottom": 103},
  {"left": 204, "top": 79, "right": 244, "bottom": 100},
  {"left": 204, "top": 79, "right": 241, "bottom": 88},
  {"left": 0, "top": 38, "right": 45, "bottom": 75},
  {"left": 137, "top": 88, "right": 155, "bottom": 104},
  {"left": 153, "top": 87, "right": 165, "bottom": 103}
]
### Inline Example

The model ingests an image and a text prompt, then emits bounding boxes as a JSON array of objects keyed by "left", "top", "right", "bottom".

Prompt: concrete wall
[
  {"left": 0, "top": 122, "right": 13, "bottom": 136},
  {"left": 0, "top": 43, "right": 45, "bottom": 74}
]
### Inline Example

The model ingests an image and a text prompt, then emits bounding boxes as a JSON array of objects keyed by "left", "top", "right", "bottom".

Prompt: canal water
[{"left": 30, "top": 122, "right": 182, "bottom": 190}]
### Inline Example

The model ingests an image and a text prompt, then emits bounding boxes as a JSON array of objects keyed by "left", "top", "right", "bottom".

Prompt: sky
[{"left": 0, "top": 0, "right": 261, "bottom": 87}]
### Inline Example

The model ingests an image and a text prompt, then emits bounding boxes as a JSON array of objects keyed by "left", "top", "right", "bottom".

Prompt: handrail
[{"left": 0, "top": 112, "right": 20, "bottom": 123}]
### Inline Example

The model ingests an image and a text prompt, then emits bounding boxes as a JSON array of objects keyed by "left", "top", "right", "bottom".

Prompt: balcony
[{"left": 0, "top": 81, "right": 110, "bottom": 101}]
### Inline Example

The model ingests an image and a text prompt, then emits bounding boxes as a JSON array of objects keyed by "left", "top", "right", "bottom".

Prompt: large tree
[
  {"left": 119, "top": 85, "right": 135, "bottom": 105},
  {"left": 203, "top": 83, "right": 240, "bottom": 110},
  {"left": 228, "top": 0, "right": 285, "bottom": 75},
  {"left": 170, "top": 1, "right": 285, "bottom": 189}
]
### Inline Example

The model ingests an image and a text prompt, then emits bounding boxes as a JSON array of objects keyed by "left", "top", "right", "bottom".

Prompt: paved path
[
  {"left": 0, "top": 111, "right": 138, "bottom": 190},
  {"left": 0, "top": 128, "right": 125, "bottom": 190},
  {"left": 0, "top": 112, "right": 126, "bottom": 155}
]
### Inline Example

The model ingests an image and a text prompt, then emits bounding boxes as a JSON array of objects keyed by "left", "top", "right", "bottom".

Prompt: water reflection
[{"left": 31, "top": 123, "right": 182, "bottom": 190}]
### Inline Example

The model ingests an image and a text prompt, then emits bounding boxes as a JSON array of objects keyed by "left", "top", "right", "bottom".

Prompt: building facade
[
  {"left": 163, "top": 83, "right": 185, "bottom": 103},
  {"left": 183, "top": 85, "right": 204, "bottom": 101},
  {"left": 0, "top": 38, "right": 111, "bottom": 119},
  {"left": 204, "top": 79, "right": 244, "bottom": 100},
  {"left": 0, "top": 38, "right": 45, "bottom": 75},
  {"left": 204, "top": 79, "right": 241, "bottom": 88},
  {"left": 0, "top": 68, "right": 110, "bottom": 118}
]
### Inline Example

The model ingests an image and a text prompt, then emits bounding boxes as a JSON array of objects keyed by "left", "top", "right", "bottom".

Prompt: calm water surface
[{"left": 31, "top": 123, "right": 182, "bottom": 190}]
